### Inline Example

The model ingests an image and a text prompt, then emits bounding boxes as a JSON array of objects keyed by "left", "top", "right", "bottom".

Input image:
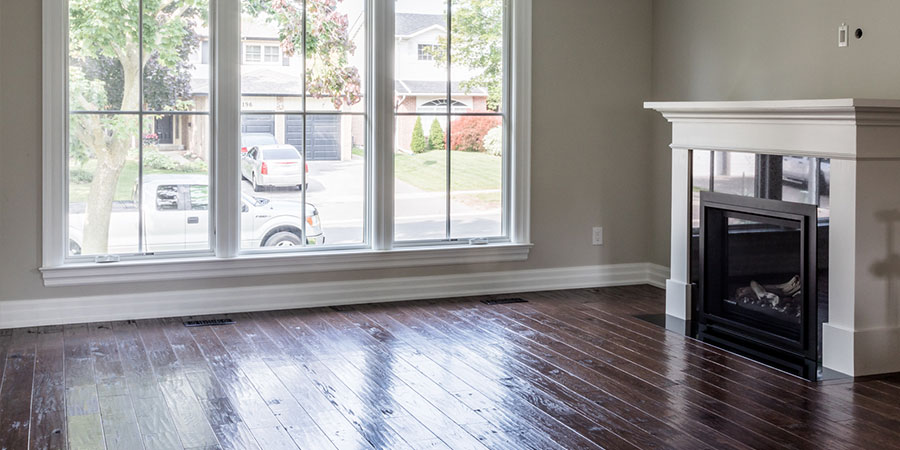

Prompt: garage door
[
  {"left": 285, "top": 115, "right": 341, "bottom": 161},
  {"left": 241, "top": 114, "right": 275, "bottom": 135}
]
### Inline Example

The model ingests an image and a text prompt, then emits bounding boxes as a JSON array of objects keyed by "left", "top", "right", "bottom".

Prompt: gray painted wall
[
  {"left": 0, "top": 0, "right": 654, "bottom": 302},
  {"left": 650, "top": 0, "right": 900, "bottom": 266}
]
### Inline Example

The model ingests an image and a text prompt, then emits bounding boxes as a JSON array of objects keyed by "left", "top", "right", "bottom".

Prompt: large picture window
[{"left": 43, "top": 0, "right": 531, "bottom": 285}]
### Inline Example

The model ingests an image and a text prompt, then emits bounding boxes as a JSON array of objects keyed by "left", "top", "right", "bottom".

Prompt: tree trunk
[
  {"left": 80, "top": 61, "right": 140, "bottom": 255},
  {"left": 81, "top": 149, "right": 128, "bottom": 254}
]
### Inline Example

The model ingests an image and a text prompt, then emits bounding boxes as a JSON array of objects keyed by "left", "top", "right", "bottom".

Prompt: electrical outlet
[{"left": 592, "top": 227, "right": 603, "bottom": 246}]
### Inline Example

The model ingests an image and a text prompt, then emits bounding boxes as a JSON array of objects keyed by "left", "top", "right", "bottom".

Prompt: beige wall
[
  {"left": 0, "top": 0, "right": 654, "bottom": 302},
  {"left": 649, "top": 0, "right": 900, "bottom": 266}
]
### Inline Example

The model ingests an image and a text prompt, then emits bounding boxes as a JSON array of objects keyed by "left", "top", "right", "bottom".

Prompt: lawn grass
[
  {"left": 69, "top": 159, "right": 206, "bottom": 204},
  {"left": 394, "top": 150, "right": 501, "bottom": 192}
]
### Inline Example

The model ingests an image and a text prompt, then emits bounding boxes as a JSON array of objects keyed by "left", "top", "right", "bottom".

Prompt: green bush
[
  {"left": 410, "top": 117, "right": 427, "bottom": 153},
  {"left": 70, "top": 168, "right": 94, "bottom": 184},
  {"left": 428, "top": 119, "right": 445, "bottom": 150},
  {"left": 143, "top": 149, "right": 208, "bottom": 172}
]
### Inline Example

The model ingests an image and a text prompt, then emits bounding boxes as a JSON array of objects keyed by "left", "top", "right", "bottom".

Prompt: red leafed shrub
[{"left": 450, "top": 116, "right": 502, "bottom": 152}]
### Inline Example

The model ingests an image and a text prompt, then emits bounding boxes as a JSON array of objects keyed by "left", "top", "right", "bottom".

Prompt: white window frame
[
  {"left": 262, "top": 44, "right": 281, "bottom": 63},
  {"left": 243, "top": 43, "right": 262, "bottom": 63},
  {"left": 40, "top": 0, "right": 532, "bottom": 287}
]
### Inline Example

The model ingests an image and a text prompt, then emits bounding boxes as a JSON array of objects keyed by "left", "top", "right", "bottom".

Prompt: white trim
[
  {"left": 42, "top": 0, "right": 67, "bottom": 267},
  {"left": 41, "top": 244, "right": 533, "bottom": 287},
  {"left": 12, "top": 263, "right": 663, "bottom": 328},
  {"left": 216, "top": 0, "right": 240, "bottom": 258},
  {"left": 510, "top": 0, "right": 532, "bottom": 244},
  {"left": 371, "top": 0, "right": 394, "bottom": 250}
]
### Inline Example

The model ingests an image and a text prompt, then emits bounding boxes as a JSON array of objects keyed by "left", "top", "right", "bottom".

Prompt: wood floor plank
[
  {"left": 30, "top": 326, "right": 67, "bottom": 450},
  {"left": 0, "top": 328, "right": 36, "bottom": 450},
  {"left": 63, "top": 324, "right": 105, "bottom": 450}
]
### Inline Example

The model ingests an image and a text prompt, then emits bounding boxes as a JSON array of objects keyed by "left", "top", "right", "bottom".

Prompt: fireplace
[
  {"left": 646, "top": 99, "right": 900, "bottom": 377},
  {"left": 698, "top": 192, "right": 819, "bottom": 375}
]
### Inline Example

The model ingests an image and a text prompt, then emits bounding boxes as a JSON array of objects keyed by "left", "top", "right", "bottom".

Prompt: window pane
[
  {"left": 241, "top": 1, "right": 304, "bottom": 109},
  {"left": 142, "top": 114, "right": 210, "bottom": 252},
  {"left": 449, "top": 115, "right": 503, "bottom": 238},
  {"left": 395, "top": 116, "right": 449, "bottom": 241},
  {"left": 264, "top": 45, "right": 281, "bottom": 63},
  {"left": 142, "top": 0, "right": 210, "bottom": 112},
  {"left": 240, "top": 114, "right": 306, "bottom": 250},
  {"left": 395, "top": 0, "right": 449, "bottom": 114},
  {"left": 306, "top": 0, "right": 366, "bottom": 113},
  {"left": 451, "top": 0, "right": 504, "bottom": 113},
  {"left": 305, "top": 115, "right": 367, "bottom": 245},
  {"left": 68, "top": 114, "right": 140, "bottom": 256},
  {"left": 68, "top": 0, "right": 140, "bottom": 112}
]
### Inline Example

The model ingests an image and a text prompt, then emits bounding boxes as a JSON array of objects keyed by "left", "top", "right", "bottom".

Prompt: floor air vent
[
  {"left": 183, "top": 318, "right": 235, "bottom": 327},
  {"left": 482, "top": 298, "right": 528, "bottom": 305}
]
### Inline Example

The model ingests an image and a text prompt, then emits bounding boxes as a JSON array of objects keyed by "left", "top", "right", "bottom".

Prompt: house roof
[{"left": 396, "top": 13, "right": 445, "bottom": 37}]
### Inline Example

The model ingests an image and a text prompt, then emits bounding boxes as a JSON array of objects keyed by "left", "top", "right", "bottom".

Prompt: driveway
[{"left": 241, "top": 159, "right": 502, "bottom": 244}]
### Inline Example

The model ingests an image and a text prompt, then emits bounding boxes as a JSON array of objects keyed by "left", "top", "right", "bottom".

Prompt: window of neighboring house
[
  {"left": 263, "top": 45, "right": 281, "bottom": 63},
  {"left": 417, "top": 43, "right": 439, "bottom": 61},
  {"left": 417, "top": 99, "right": 470, "bottom": 114},
  {"left": 43, "top": 0, "right": 531, "bottom": 283},
  {"left": 244, "top": 44, "right": 261, "bottom": 63}
]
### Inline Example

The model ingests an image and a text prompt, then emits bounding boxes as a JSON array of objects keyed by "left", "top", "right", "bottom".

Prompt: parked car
[
  {"left": 241, "top": 132, "right": 278, "bottom": 154},
  {"left": 241, "top": 145, "right": 309, "bottom": 191},
  {"left": 68, "top": 174, "right": 324, "bottom": 255}
]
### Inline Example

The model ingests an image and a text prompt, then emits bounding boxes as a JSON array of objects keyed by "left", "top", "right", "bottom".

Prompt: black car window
[
  {"left": 263, "top": 148, "right": 300, "bottom": 160},
  {"left": 248, "top": 148, "right": 258, "bottom": 159},
  {"left": 156, "top": 185, "right": 180, "bottom": 211},
  {"left": 189, "top": 185, "right": 208, "bottom": 211}
]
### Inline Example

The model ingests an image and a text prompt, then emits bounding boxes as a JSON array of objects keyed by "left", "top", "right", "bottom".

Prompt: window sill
[{"left": 39, "top": 243, "right": 533, "bottom": 287}]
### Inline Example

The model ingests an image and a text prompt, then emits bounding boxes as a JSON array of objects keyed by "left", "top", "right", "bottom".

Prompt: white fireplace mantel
[{"left": 646, "top": 99, "right": 900, "bottom": 377}]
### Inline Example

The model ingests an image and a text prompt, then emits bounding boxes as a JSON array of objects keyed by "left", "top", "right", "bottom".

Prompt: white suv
[{"left": 68, "top": 174, "right": 324, "bottom": 255}]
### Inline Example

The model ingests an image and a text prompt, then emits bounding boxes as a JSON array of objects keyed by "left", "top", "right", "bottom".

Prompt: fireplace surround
[{"left": 647, "top": 99, "right": 900, "bottom": 377}]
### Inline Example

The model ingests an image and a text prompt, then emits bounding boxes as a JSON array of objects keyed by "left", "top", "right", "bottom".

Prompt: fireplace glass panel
[{"left": 717, "top": 212, "right": 803, "bottom": 341}]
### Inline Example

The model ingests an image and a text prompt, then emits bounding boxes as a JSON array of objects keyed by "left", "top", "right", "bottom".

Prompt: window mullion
[
  {"left": 214, "top": 0, "right": 241, "bottom": 258},
  {"left": 370, "top": 0, "right": 395, "bottom": 250}
]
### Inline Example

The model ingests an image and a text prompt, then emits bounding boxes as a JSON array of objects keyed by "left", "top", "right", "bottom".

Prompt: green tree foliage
[
  {"left": 244, "top": 0, "right": 362, "bottom": 109},
  {"left": 410, "top": 117, "right": 427, "bottom": 153},
  {"left": 430, "top": 0, "right": 504, "bottom": 111},
  {"left": 428, "top": 119, "right": 445, "bottom": 150}
]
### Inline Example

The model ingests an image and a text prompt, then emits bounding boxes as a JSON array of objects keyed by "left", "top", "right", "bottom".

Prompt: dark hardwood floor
[{"left": 2, "top": 285, "right": 900, "bottom": 449}]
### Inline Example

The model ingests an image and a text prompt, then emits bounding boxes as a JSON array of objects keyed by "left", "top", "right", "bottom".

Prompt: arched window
[{"left": 417, "top": 99, "right": 470, "bottom": 114}]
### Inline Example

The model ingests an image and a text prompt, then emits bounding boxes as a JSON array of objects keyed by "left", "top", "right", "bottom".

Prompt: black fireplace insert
[{"left": 699, "top": 191, "right": 818, "bottom": 373}]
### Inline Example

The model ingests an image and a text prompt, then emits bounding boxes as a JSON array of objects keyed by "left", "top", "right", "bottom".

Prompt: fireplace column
[{"left": 666, "top": 148, "right": 693, "bottom": 323}]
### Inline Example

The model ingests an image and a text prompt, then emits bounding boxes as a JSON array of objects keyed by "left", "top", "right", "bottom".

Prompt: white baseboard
[{"left": 0, "top": 263, "right": 669, "bottom": 329}]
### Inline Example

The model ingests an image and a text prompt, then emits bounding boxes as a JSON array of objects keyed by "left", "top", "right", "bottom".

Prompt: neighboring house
[
  {"left": 394, "top": 13, "right": 489, "bottom": 151},
  {"left": 149, "top": 9, "right": 488, "bottom": 160}
]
